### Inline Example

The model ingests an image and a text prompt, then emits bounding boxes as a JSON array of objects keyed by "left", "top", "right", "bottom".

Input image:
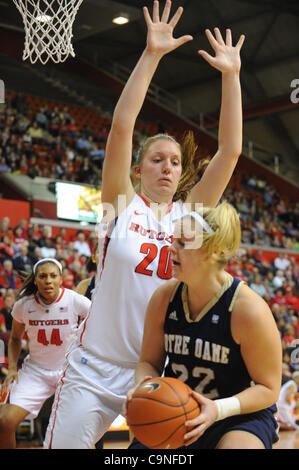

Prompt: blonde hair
[
  {"left": 181, "top": 201, "right": 241, "bottom": 266},
  {"left": 133, "top": 131, "right": 205, "bottom": 202}
]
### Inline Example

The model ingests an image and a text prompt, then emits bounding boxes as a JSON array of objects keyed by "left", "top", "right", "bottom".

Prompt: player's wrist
[{"left": 214, "top": 396, "right": 241, "bottom": 421}]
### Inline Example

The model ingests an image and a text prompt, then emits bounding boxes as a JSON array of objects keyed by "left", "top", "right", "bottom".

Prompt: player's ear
[{"left": 134, "top": 165, "right": 141, "bottom": 180}]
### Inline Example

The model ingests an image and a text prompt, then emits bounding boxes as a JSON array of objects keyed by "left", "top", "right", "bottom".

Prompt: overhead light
[{"left": 112, "top": 13, "right": 129, "bottom": 25}]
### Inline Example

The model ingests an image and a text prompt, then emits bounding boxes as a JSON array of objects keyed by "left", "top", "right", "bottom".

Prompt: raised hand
[
  {"left": 144, "top": 0, "right": 193, "bottom": 57},
  {"left": 199, "top": 28, "right": 245, "bottom": 74}
]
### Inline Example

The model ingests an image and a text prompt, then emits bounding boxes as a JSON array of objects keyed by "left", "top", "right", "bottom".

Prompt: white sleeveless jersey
[
  {"left": 79, "top": 193, "right": 187, "bottom": 366},
  {"left": 12, "top": 288, "right": 91, "bottom": 370}
]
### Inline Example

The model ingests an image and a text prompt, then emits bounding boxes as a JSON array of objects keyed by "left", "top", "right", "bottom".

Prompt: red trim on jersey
[
  {"left": 99, "top": 222, "right": 111, "bottom": 280},
  {"left": 48, "top": 361, "right": 70, "bottom": 448},
  {"left": 79, "top": 224, "right": 110, "bottom": 344},
  {"left": 34, "top": 288, "right": 65, "bottom": 306},
  {"left": 137, "top": 193, "right": 174, "bottom": 213},
  {"left": 55, "top": 288, "right": 65, "bottom": 303},
  {"left": 137, "top": 193, "right": 150, "bottom": 207},
  {"left": 166, "top": 201, "right": 174, "bottom": 214}
]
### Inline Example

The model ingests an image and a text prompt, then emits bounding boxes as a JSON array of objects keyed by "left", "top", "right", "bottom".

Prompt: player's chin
[
  {"left": 171, "top": 262, "right": 181, "bottom": 277},
  {"left": 42, "top": 287, "right": 55, "bottom": 298}
]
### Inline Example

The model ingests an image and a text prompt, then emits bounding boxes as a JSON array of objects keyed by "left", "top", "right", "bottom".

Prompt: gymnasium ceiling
[{"left": 1, "top": 0, "right": 299, "bottom": 184}]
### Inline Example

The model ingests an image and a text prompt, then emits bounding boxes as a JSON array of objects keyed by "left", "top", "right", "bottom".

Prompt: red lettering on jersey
[
  {"left": 37, "top": 329, "right": 49, "bottom": 346},
  {"left": 129, "top": 221, "right": 173, "bottom": 244},
  {"left": 139, "top": 226, "right": 148, "bottom": 237},
  {"left": 50, "top": 329, "right": 63, "bottom": 346},
  {"left": 37, "top": 328, "right": 63, "bottom": 346},
  {"left": 129, "top": 222, "right": 140, "bottom": 232},
  {"left": 157, "top": 232, "right": 165, "bottom": 241},
  {"left": 148, "top": 229, "right": 157, "bottom": 239},
  {"left": 135, "top": 243, "right": 172, "bottom": 280},
  {"left": 135, "top": 243, "right": 158, "bottom": 276}
]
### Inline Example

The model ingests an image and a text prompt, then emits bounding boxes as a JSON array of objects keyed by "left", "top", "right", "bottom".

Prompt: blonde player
[
  {"left": 127, "top": 203, "right": 282, "bottom": 449},
  {"left": 0, "top": 258, "right": 91, "bottom": 448},
  {"left": 45, "top": 0, "right": 245, "bottom": 448}
]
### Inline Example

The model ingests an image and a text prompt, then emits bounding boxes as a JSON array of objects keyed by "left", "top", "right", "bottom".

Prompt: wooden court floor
[{"left": 15, "top": 429, "right": 299, "bottom": 449}]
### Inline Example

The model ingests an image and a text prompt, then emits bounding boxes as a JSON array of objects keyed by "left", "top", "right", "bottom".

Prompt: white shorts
[
  {"left": 44, "top": 346, "right": 135, "bottom": 449},
  {"left": 278, "top": 402, "right": 296, "bottom": 427},
  {"left": 9, "top": 357, "right": 62, "bottom": 420}
]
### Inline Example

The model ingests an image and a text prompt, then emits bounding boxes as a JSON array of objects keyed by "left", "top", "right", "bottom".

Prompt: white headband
[
  {"left": 33, "top": 258, "right": 63, "bottom": 275},
  {"left": 190, "top": 211, "right": 214, "bottom": 233}
]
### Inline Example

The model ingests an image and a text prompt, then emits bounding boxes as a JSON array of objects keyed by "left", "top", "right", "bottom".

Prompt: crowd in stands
[
  {"left": 0, "top": 94, "right": 105, "bottom": 186},
  {"left": 0, "top": 92, "right": 299, "bottom": 423},
  {"left": 0, "top": 212, "right": 298, "bottom": 385},
  {"left": 1, "top": 92, "right": 299, "bottom": 251}
]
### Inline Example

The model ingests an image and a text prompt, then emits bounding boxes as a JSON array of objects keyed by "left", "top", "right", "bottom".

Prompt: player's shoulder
[
  {"left": 232, "top": 282, "right": 275, "bottom": 328},
  {"left": 73, "top": 278, "right": 91, "bottom": 296},
  {"left": 151, "top": 280, "right": 180, "bottom": 305},
  {"left": 13, "top": 294, "right": 34, "bottom": 309},
  {"left": 64, "top": 287, "right": 88, "bottom": 300},
  {"left": 235, "top": 282, "right": 270, "bottom": 314}
]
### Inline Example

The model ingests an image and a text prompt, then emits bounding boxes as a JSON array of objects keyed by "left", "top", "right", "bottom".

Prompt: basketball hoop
[{"left": 13, "top": 0, "right": 84, "bottom": 64}]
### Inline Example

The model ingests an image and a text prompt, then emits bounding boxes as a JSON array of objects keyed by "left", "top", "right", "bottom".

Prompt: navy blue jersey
[
  {"left": 163, "top": 275, "right": 252, "bottom": 399},
  {"left": 85, "top": 276, "right": 96, "bottom": 300}
]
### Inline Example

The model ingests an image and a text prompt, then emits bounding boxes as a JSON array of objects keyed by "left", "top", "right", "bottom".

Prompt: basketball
[{"left": 127, "top": 377, "right": 200, "bottom": 449}]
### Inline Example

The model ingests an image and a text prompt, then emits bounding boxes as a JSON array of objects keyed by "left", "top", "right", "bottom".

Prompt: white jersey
[
  {"left": 278, "top": 379, "right": 298, "bottom": 404},
  {"left": 12, "top": 288, "right": 91, "bottom": 370},
  {"left": 79, "top": 193, "right": 187, "bottom": 366},
  {"left": 277, "top": 379, "right": 298, "bottom": 424}
]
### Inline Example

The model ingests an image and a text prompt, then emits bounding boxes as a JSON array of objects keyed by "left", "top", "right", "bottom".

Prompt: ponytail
[{"left": 16, "top": 271, "right": 37, "bottom": 300}]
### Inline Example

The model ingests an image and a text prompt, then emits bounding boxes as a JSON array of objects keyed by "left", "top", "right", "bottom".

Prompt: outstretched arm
[
  {"left": 102, "top": 0, "right": 193, "bottom": 207},
  {"left": 187, "top": 28, "right": 245, "bottom": 208}
]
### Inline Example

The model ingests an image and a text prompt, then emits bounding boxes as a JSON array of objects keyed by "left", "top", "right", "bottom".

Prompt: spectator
[
  {"left": 40, "top": 239, "right": 56, "bottom": 259},
  {"left": 273, "top": 270, "right": 285, "bottom": 289},
  {"left": 61, "top": 268, "right": 75, "bottom": 290},
  {"left": 12, "top": 226, "right": 27, "bottom": 247},
  {"left": 18, "top": 219, "right": 28, "bottom": 240},
  {"left": 0, "top": 157, "right": 11, "bottom": 172},
  {"left": 12, "top": 245, "right": 33, "bottom": 273},
  {"left": 0, "top": 217, "right": 12, "bottom": 239},
  {"left": 0, "top": 235, "right": 15, "bottom": 262},
  {"left": 37, "top": 226, "right": 52, "bottom": 248},
  {"left": 0, "top": 295, "right": 15, "bottom": 332},
  {"left": 274, "top": 253, "right": 291, "bottom": 272},
  {"left": 250, "top": 274, "right": 267, "bottom": 298},
  {"left": 0, "top": 309, "right": 6, "bottom": 332},
  {"left": 284, "top": 287, "right": 299, "bottom": 311},
  {"left": 283, "top": 325, "right": 297, "bottom": 348},
  {"left": 0, "top": 260, "right": 22, "bottom": 290},
  {"left": 77, "top": 157, "right": 93, "bottom": 183},
  {"left": 73, "top": 231, "right": 91, "bottom": 258},
  {"left": 272, "top": 288, "right": 287, "bottom": 306},
  {"left": 27, "top": 121, "right": 45, "bottom": 144},
  {"left": 35, "top": 106, "right": 49, "bottom": 130}
]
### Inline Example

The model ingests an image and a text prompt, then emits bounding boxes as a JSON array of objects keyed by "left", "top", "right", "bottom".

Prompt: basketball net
[{"left": 13, "top": 0, "right": 84, "bottom": 64}]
